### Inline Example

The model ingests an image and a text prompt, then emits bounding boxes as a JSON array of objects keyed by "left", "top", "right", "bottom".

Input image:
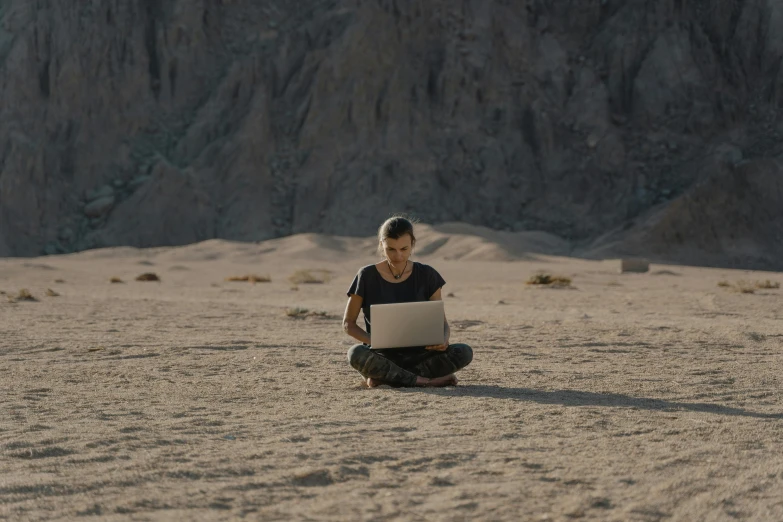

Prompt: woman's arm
[
  {"left": 426, "top": 287, "right": 450, "bottom": 351},
  {"left": 343, "top": 294, "right": 371, "bottom": 345}
]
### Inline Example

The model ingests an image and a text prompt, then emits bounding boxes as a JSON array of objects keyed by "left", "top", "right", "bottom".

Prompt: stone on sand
[{"left": 620, "top": 258, "right": 650, "bottom": 273}]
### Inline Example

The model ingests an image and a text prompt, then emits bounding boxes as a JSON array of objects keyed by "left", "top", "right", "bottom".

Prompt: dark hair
[{"left": 377, "top": 215, "right": 416, "bottom": 254}]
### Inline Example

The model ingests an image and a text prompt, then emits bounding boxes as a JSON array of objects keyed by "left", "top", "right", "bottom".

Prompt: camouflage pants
[{"left": 347, "top": 343, "right": 473, "bottom": 387}]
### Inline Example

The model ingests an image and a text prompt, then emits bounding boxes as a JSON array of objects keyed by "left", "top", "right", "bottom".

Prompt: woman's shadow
[{"left": 423, "top": 385, "right": 783, "bottom": 420}]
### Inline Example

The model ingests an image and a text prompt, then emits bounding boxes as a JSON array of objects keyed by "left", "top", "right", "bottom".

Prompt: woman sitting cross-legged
[{"left": 343, "top": 216, "right": 473, "bottom": 388}]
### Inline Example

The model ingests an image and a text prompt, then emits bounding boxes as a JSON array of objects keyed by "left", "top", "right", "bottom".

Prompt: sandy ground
[{"left": 2, "top": 229, "right": 783, "bottom": 521}]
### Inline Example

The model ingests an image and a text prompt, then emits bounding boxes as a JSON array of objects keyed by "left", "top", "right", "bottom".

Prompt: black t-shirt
[{"left": 346, "top": 262, "right": 446, "bottom": 334}]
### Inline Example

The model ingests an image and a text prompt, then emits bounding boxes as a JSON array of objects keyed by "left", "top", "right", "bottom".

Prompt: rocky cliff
[{"left": 1, "top": 0, "right": 782, "bottom": 268}]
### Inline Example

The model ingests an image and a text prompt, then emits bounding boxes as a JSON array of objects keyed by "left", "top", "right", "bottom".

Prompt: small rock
[
  {"left": 136, "top": 273, "right": 160, "bottom": 282},
  {"left": 430, "top": 476, "right": 455, "bottom": 487},
  {"left": 496, "top": 300, "right": 507, "bottom": 305},
  {"left": 620, "top": 258, "right": 649, "bottom": 273},
  {"left": 291, "top": 469, "right": 333, "bottom": 487},
  {"left": 45, "top": 288, "right": 60, "bottom": 297}
]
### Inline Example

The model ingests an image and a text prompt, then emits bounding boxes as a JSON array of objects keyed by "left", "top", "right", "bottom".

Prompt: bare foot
[{"left": 425, "top": 374, "right": 458, "bottom": 387}]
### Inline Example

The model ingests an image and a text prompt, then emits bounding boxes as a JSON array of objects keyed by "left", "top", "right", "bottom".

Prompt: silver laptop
[{"left": 370, "top": 301, "right": 445, "bottom": 349}]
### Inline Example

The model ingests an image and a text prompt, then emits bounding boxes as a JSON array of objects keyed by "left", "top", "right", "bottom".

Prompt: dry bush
[
  {"left": 734, "top": 281, "right": 756, "bottom": 294},
  {"left": 285, "top": 307, "right": 309, "bottom": 318},
  {"left": 13, "top": 289, "right": 37, "bottom": 302},
  {"left": 135, "top": 273, "right": 160, "bottom": 282},
  {"left": 288, "top": 269, "right": 332, "bottom": 284},
  {"left": 110, "top": 277, "right": 124, "bottom": 283},
  {"left": 225, "top": 274, "right": 271, "bottom": 283},
  {"left": 45, "top": 288, "right": 60, "bottom": 297},
  {"left": 526, "top": 273, "right": 572, "bottom": 287},
  {"left": 285, "top": 307, "right": 329, "bottom": 319},
  {"left": 719, "top": 279, "right": 779, "bottom": 293}
]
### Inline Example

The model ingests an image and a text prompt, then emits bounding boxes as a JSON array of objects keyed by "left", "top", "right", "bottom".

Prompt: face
[{"left": 381, "top": 234, "right": 413, "bottom": 265}]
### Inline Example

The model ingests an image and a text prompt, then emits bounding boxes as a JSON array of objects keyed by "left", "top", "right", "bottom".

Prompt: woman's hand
[{"left": 425, "top": 341, "right": 449, "bottom": 351}]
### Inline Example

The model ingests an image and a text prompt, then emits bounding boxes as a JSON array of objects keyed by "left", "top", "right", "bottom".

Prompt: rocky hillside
[{"left": 1, "top": 0, "right": 782, "bottom": 268}]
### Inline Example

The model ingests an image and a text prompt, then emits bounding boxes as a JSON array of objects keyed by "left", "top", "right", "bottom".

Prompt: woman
[{"left": 343, "top": 216, "right": 473, "bottom": 387}]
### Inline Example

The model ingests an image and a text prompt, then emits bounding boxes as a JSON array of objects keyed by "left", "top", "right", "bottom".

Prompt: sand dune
[
  {"left": 1, "top": 227, "right": 782, "bottom": 520},
  {"left": 61, "top": 223, "right": 571, "bottom": 266},
  {"left": 414, "top": 223, "right": 571, "bottom": 261}
]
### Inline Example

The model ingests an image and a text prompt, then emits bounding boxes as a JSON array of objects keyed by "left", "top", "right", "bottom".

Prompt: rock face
[{"left": 1, "top": 0, "right": 782, "bottom": 268}]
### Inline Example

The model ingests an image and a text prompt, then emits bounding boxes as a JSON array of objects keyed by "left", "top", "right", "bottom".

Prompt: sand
[{"left": 1, "top": 226, "right": 783, "bottom": 521}]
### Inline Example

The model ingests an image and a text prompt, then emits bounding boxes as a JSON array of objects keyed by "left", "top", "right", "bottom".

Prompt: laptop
[{"left": 370, "top": 301, "right": 445, "bottom": 349}]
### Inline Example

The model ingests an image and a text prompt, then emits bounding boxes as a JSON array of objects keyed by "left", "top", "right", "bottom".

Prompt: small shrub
[
  {"left": 110, "top": 277, "right": 124, "bottom": 284},
  {"left": 225, "top": 274, "right": 271, "bottom": 283},
  {"left": 15, "top": 289, "right": 37, "bottom": 302},
  {"left": 719, "top": 279, "right": 779, "bottom": 293},
  {"left": 136, "top": 273, "right": 160, "bottom": 282},
  {"left": 526, "top": 273, "right": 571, "bottom": 287},
  {"left": 45, "top": 288, "right": 60, "bottom": 297},
  {"left": 285, "top": 307, "right": 310, "bottom": 318},
  {"left": 527, "top": 273, "right": 552, "bottom": 285},
  {"left": 288, "top": 269, "right": 332, "bottom": 285},
  {"left": 54, "top": 279, "right": 65, "bottom": 283},
  {"left": 285, "top": 307, "right": 329, "bottom": 319}
]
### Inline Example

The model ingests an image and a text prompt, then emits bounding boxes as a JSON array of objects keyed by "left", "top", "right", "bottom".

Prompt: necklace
[{"left": 387, "top": 259, "right": 408, "bottom": 279}]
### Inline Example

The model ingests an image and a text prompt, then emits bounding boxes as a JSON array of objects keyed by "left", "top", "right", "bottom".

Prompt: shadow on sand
[{"left": 430, "top": 385, "right": 783, "bottom": 420}]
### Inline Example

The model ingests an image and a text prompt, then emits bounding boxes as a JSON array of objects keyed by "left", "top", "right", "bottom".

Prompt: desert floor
[{"left": 2, "top": 229, "right": 783, "bottom": 521}]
